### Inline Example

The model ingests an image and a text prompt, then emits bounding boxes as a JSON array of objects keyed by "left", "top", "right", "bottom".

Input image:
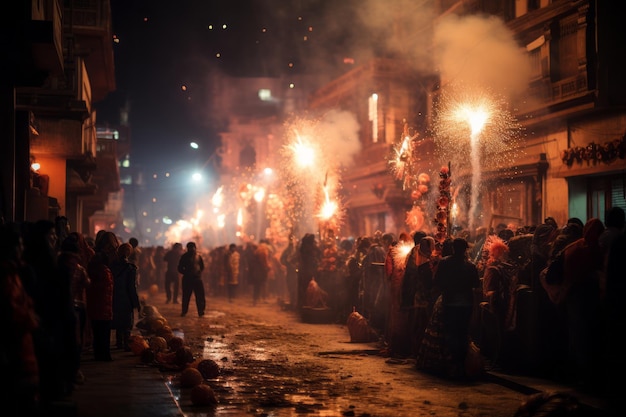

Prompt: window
[
  {"left": 552, "top": 17, "right": 578, "bottom": 81},
  {"left": 588, "top": 175, "right": 626, "bottom": 223},
  {"left": 368, "top": 93, "right": 379, "bottom": 143}
]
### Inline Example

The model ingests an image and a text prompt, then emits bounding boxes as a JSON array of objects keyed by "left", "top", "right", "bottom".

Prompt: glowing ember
[
  {"left": 393, "top": 241, "right": 414, "bottom": 267},
  {"left": 319, "top": 194, "right": 337, "bottom": 221},
  {"left": 389, "top": 124, "right": 420, "bottom": 189},
  {"left": 289, "top": 133, "right": 316, "bottom": 169},
  {"left": 211, "top": 186, "right": 224, "bottom": 207}
]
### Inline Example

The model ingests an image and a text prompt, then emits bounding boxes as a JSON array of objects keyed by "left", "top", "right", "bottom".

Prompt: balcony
[{"left": 65, "top": 0, "right": 115, "bottom": 102}]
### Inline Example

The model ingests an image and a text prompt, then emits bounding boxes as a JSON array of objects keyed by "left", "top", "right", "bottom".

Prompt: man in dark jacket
[
  {"left": 434, "top": 237, "right": 480, "bottom": 376},
  {"left": 163, "top": 243, "right": 184, "bottom": 304},
  {"left": 177, "top": 242, "right": 205, "bottom": 317}
]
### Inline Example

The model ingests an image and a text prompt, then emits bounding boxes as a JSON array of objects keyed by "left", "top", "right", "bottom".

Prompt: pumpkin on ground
[
  {"left": 196, "top": 359, "right": 220, "bottom": 379},
  {"left": 180, "top": 367, "right": 203, "bottom": 388},
  {"left": 190, "top": 384, "right": 217, "bottom": 406},
  {"left": 129, "top": 335, "right": 150, "bottom": 355},
  {"left": 149, "top": 336, "right": 168, "bottom": 353},
  {"left": 168, "top": 336, "right": 184, "bottom": 352},
  {"left": 175, "top": 346, "right": 195, "bottom": 368}
]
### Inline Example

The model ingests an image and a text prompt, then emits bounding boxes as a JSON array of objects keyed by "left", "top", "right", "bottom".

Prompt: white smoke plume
[{"left": 434, "top": 13, "right": 531, "bottom": 97}]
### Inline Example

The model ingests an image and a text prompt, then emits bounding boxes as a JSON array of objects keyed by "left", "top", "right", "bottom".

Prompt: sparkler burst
[
  {"left": 393, "top": 240, "right": 414, "bottom": 268},
  {"left": 433, "top": 85, "right": 522, "bottom": 170},
  {"left": 389, "top": 125, "right": 419, "bottom": 189},
  {"left": 278, "top": 112, "right": 359, "bottom": 237},
  {"left": 434, "top": 84, "right": 523, "bottom": 233}
]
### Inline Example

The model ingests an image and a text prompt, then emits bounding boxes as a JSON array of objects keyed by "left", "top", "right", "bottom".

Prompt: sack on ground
[{"left": 346, "top": 308, "right": 377, "bottom": 343}]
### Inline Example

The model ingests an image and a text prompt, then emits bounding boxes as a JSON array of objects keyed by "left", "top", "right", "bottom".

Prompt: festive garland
[
  {"left": 434, "top": 165, "right": 451, "bottom": 244},
  {"left": 561, "top": 133, "right": 626, "bottom": 167}
]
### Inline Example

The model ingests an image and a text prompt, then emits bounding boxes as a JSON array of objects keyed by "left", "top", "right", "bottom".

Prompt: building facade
[
  {"left": 2, "top": 0, "right": 118, "bottom": 236},
  {"left": 304, "top": 0, "right": 626, "bottom": 239}
]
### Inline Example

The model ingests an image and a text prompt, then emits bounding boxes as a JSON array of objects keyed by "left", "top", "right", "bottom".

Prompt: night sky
[{"left": 95, "top": 0, "right": 395, "bottom": 172}]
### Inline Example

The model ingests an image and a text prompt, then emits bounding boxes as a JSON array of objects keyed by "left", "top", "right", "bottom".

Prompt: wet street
[{"left": 138, "top": 289, "right": 536, "bottom": 417}]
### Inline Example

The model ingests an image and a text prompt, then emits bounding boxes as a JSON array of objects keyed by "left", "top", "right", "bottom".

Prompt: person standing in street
[
  {"left": 110, "top": 243, "right": 141, "bottom": 351},
  {"left": 86, "top": 231, "right": 118, "bottom": 362},
  {"left": 438, "top": 237, "right": 479, "bottom": 377},
  {"left": 163, "top": 243, "right": 184, "bottom": 304},
  {"left": 178, "top": 242, "right": 205, "bottom": 317},
  {"left": 251, "top": 240, "right": 271, "bottom": 306},
  {"left": 225, "top": 243, "right": 240, "bottom": 302}
]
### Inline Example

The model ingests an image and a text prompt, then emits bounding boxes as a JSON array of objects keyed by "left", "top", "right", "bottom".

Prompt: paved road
[{"left": 70, "top": 290, "right": 611, "bottom": 417}]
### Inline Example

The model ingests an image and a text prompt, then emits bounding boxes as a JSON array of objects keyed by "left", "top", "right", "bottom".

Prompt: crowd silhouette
[{"left": 1, "top": 207, "right": 624, "bottom": 415}]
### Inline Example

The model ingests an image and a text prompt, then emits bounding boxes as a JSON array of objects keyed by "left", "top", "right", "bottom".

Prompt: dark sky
[
  {"left": 95, "top": 0, "right": 431, "bottom": 171},
  {"left": 96, "top": 0, "right": 354, "bottom": 169}
]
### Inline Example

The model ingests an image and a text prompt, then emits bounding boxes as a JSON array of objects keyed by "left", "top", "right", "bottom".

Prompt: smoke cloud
[
  {"left": 433, "top": 13, "right": 531, "bottom": 97},
  {"left": 316, "top": 109, "right": 361, "bottom": 168}
]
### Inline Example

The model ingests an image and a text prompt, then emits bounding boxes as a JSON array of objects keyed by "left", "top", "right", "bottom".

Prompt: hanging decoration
[
  {"left": 434, "top": 164, "right": 451, "bottom": 244},
  {"left": 561, "top": 133, "right": 626, "bottom": 166}
]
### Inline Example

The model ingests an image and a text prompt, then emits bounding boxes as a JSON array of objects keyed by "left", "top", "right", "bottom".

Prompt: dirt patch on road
[{"left": 143, "top": 293, "right": 527, "bottom": 417}]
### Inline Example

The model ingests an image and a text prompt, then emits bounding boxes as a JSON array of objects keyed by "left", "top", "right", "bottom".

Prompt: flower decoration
[
  {"left": 320, "top": 242, "right": 339, "bottom": 272},
  {"left": 433, "top": 165, "right": 452, "bottom": 243},
  {"left": 405, "top": 205, "right": 425, "bottom": 232}
]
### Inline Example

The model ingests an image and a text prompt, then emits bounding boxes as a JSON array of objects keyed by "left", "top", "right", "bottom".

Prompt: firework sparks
[
  {"left": 389, "top": 124, "right": 420, "bottom": 189},
  {"left": 288, "top": 131, "right": 317, "bottom": 170},
  {"left": 434, "top": 85, "right": 522, "bottom": 168},
  {"left": 393, "top": 240, "right": 414, "bottom": 267},
  {"left": 211, "top": 186, "right": 224, "bottom": 208},
  {"left": 318, "top": 185, "right": 338, "bottom": 221},
  {"left": 434, "top": 84, "right": 522, "bottom": 232}
]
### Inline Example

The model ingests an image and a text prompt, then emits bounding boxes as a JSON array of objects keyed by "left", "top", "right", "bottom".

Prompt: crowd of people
[
  {"left": 0, "top": 218, "right": 146, "bottom": 415},
  {"left": 2, "top": 207, "right": 625, "bottom": 415}
]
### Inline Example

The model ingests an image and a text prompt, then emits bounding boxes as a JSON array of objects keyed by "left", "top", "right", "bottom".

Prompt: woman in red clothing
[{"left": 86, "top": 231, "right": 118, "bottom": 361}]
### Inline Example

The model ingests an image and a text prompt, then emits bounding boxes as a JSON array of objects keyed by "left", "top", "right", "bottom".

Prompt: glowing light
[
  {"left": 191, "top": 172, "right": 202, "bottom": 182},
  {"left": 455, "top": 105, "right": 490, "bottom": 137},
  {"left": 217, "top": 214, "right": 225, "bottom": 229},
  {"left": 388, "top": 124, "right": 419, "bottom": 189},
  {"left": 319, "top": 200, "right": 337, "bottom": 221},
  {"left": 222, "top": 24, "right": 227, "bottom": 29},
  {"left": 181, "top": 85, "right": 187, "bottom": 91},
  {"left": 211, "top": 186, "right": 224, "bottom": 207},
  {"left": 288, "top": 134, "right": 315, "bottom": 169},
  {"left": 31, "top": 162, "right": 41, "bottom": 171},
  {"left": 237, "top": 208, "right": 243, "bottom": 227},
  {"left": 289, "top": 83, "right": 295, "bottom": 89},
  {"left": 318, "top": 186, "right": 337, "bottom": 221},
  {"left": 263, "top": 167, "right": 273, "bottom": 176},
  {"left": 434, "top": 84, "right": 523, "bottom": 232},
  {"left": 162, "top": 217, "right": 173, "bottom": 225},
  {"left": 190, "top": 142, "right": 199, "bottom": 149},
  {"left": 253, "top": 187, "right": 266, "bottom": 203},
  {"left": 393, "top": 241, "right": 414, "bottom": 267},
  {"left": 152, "top": 197, "right": 157, "bottom": 203}
]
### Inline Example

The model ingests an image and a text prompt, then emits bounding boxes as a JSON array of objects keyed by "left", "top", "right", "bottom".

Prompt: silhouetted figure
[
  {"left": 163, "top": 243, "right": 183, "bottom": 304},
  {"left": 178, "top": 242, "right": 205, "bottom": 317}
]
